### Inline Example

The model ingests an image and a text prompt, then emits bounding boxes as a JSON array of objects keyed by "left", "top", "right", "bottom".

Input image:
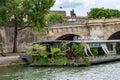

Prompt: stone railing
[
  {"left": 48, "top": 18, "right": 120, "bottom": 27},
  {"left": 48, "top": 20, "right": 87, "bottom": 27},
  {"left": 88, "top": 18, "right": 120, "bottom": 23}
]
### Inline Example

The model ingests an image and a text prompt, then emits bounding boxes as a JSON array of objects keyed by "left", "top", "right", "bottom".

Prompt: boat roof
[{"left": 33, "top": 40, "right": 120, "bottom": 44}]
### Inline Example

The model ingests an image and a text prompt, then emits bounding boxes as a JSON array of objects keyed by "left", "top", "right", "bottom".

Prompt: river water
[{"left": 0, "top": 62, "right": 120, "bottom": 80}]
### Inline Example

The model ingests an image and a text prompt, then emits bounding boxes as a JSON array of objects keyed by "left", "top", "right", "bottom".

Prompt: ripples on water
[{"left": 0, "top": 62, "right": 120, "bottom": 80}]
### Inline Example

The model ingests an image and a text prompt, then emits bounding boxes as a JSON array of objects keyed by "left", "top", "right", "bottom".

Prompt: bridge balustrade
[{"left": 48, "top": 18, "right": 120, "bottom": 27}]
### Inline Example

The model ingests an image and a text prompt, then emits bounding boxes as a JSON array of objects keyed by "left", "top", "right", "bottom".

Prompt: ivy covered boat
[{"left": 29, "top": 40, "right": 120, "bottom": 66}]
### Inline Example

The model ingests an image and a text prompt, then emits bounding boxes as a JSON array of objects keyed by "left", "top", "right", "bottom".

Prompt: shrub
[
  {"left": 40, "top": 51, "right": 50, "bottom": 58},
  {"left": 51, "top": 48, "right": 61, "bottom": 56},
  {"left": 84, "top": 57, "right": 90, "bottom": 66},
  {"left": 91, "top": 48, "right": 98, "bottom": 56},
  {"left": 46, "top": 12, "right": 64, "bottom": 23},
  {"left": 54, "top": 56, "right": 67, "bottom": 65},
  {"left": 61, "top": 42, "right": 70, "bottom": 53},
  {"left": 73, "top": 43, "right": 84, "bottom": 57},
  {"left": 27, "top": 44, "right": 46, "bottom": 55}
]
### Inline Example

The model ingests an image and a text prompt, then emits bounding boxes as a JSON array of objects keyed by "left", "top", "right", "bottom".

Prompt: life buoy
[{"left": 50, "top": 57, "right": 55, "bottom": 63}]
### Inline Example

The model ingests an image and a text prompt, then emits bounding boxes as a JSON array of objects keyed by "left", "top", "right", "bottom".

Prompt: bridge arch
[
  {"left": 56, "top": 34, "right": 80, "bottom": 40},
  {"left": 108, "top": 31, "right": 120, "bottom": 40}
]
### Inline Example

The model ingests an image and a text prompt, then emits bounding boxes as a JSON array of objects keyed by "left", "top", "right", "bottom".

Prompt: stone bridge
[
  {"left": 1, "top": 18, "right": 120, "bottom": 52},
  {"left": 45, "top": 18, "right": 120, "bottom": 40}
]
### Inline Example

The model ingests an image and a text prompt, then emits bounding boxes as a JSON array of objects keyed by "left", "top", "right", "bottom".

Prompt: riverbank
[
  {"left": 0, "top": 56, "right": 26, "bottom": 66},
  {"left": 0, "top": 53, "right": 32, "bottom": 66}
]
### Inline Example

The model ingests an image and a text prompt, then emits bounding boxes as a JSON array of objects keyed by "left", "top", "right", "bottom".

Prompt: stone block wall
[{"left": 0, "top": 27, "right": 44, "bottom": 53}]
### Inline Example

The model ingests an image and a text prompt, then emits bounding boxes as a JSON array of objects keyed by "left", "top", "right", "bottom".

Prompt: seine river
[{"left": 0, "top": 62, "right": 120, "bottom": 80}]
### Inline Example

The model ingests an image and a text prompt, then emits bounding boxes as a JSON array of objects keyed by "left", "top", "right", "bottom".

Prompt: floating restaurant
[{"left": 30, "top": 40, "right": 120, "bottom": 66}]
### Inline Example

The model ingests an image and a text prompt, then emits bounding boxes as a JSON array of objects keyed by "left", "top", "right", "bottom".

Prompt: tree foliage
[
  {"left": 28, "top": 0, "right": 55, "bottom": 30},
  {"left": 0, "top": 0, "right": 8, "bottom": 25},
  {"left": 46, "top": 12, "right": 65, "bottom": 23},
  {"left": 88, "top": 8, "right": 120, "bottom": 19},
  {"left": 0, "top": 0, "right": 55, "bottom": 52}
]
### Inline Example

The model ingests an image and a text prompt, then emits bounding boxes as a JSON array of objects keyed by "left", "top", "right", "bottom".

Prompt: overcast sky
[{"left": 50, "top": 0, "right": 120, "bottom": 16}]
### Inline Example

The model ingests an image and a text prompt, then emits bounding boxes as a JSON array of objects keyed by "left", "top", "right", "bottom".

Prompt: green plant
[
  {"left": 61, "top": 42, "right": 70, "bottom": 53},
  {"left": 51, "top": 48, "right": 61, "bottom": 56},
  {"left": 40, "top": 51, "right": 50, "bottom": 58},
  {"left": 84, "top": 56, "right": 90, "bottom": 66},
  {"left": 32, "top": 55, "right": 40, "bottom": 63},
  {"left": 46, "top": 12, "right": 65, "bottom": 23},
  {"left": 32, "top": 55, "right": 50, "bottom": 65},
  {"left": 27, "top": 44, "right": 50, "bottom": 63},
  {"left": 73, "top": 42, "right": 92, "bottom": 66},
  {"left": 27, "top": 44, "right": 46, "bottom": 55},
  {"left": 91, "top": 48, "right": 98, "bottom": 56},
  {"left": 37, "top": 57, "right": 50, "bottom": 65},
  {"left": 54, "top": 56, "right": 67, "bottom": 65},
  {"left": 73, "top": 43, "right": 84, "bottom": 57}
]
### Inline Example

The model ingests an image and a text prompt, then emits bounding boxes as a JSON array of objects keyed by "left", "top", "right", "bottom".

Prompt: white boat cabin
[{"left": 33, "top": 40, "right": 120, "bottom": 56}]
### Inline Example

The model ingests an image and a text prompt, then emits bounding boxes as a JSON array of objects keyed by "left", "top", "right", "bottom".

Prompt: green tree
[
  {"left": 88, "top": 8, "right": 120, "bottom": 19},
  {"left": 0, "top": 0, "right": 8, "bottom": 25},
  {"left": 28, "top": 0, "right": 55, "bottom": 31},
  {"left": 0, "top": 0, "right": 55, "bottom": 53},
  {"left": 46, "top": 12, "right": 64, "bottom": 23}
]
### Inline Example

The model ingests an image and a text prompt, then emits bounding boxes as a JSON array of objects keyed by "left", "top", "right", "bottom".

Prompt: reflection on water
[{"left": 0, "top": 62, "right": 120, "bottom": 80}]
